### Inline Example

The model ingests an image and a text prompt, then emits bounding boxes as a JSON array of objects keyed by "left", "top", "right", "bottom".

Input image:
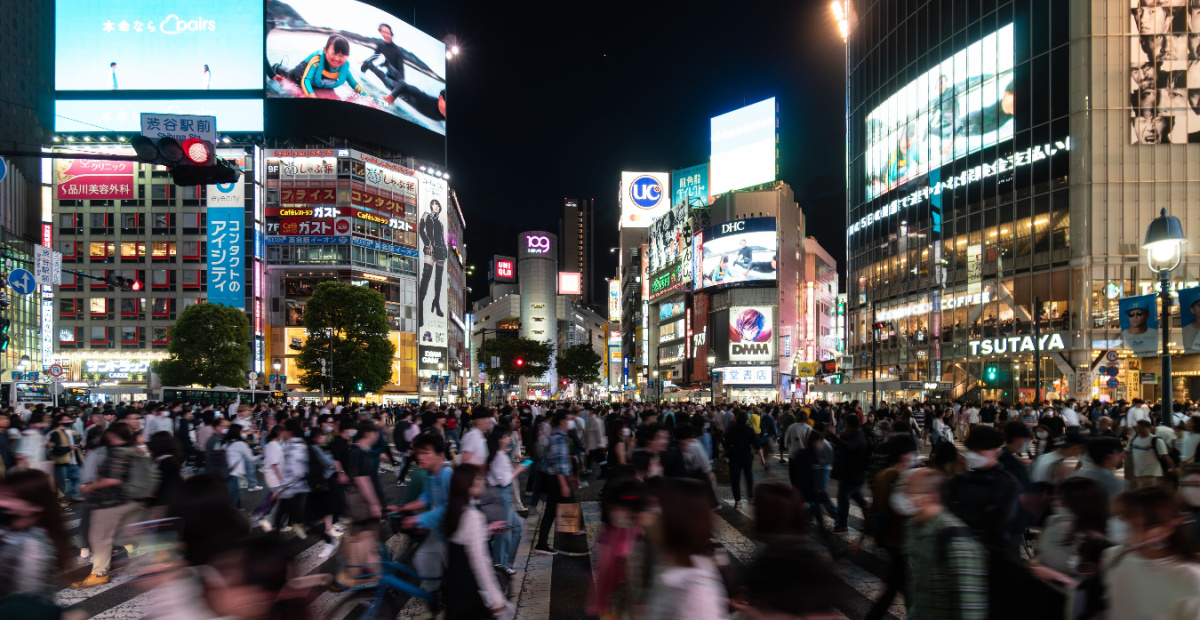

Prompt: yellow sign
[{"left": 795, "top": 362, "right": 819, "bottom": 377}]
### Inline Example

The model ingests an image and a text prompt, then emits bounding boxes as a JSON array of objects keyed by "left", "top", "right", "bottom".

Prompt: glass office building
[{"left": 841, "top": 0, "right": 1200, "bottom": 404}]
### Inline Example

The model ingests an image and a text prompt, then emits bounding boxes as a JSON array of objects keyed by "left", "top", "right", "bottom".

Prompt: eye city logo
[{"left": 526, "top": 235, "right": 551, "bottom": 254}]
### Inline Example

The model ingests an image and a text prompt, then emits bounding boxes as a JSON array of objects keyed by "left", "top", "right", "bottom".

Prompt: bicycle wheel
[{"left": 330, "top": 589, "right": 402, "bottom": 620}]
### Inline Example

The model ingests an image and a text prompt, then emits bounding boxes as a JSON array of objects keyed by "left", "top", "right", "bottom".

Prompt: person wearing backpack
[
  {"left": 72, "top": 422, "right": 143, "bottom": 588},
  {"left": 223, "top": 424, "right": 257, "bottom": 509},
  {"left": 897, "top": 467, "right": 988, "bottom": 620},
  {"left": 274, "top": 418, "right": 310, "bottom": 534},
  {"left": 827, "top": 413, "right": 871, "bottom": 534},
  {"left": 1128, "top": 420, "right": 1177, "bottom": 488}
]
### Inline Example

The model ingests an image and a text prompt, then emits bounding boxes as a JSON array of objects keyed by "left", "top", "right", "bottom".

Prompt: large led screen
[
  {"left": 696, "top": 217, "right": 777, "bottom": 291},
  {"left": 55, "top": 0, "right": 264, "bottom": 91},
  {"left": 54, "top": 99, "right": 264, "bottom": 132},
  {"left": 710, "top": 98, "right": 777, "bottom": 195},
  {"left": 1128, "top": 0, "right": 1200, "bottom": 144},
  {"left": 266, "top": 0, "right": 447, "bottom": 135},
  {"left": 864, "top": 24, "right": 1014, "bottom": 200}
]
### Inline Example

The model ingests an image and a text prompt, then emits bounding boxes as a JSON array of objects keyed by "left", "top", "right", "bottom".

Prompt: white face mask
[
  {"left": 1108, "top": 518, "right": 1131, "bottom": 546},
  {"left": 218, "top": 428, "right": 228, "bottom": 435},
  {"left": 903, "top": 453, "right": 920, "bottom": 470},
  {"left": 1036, "top": 430, "right": 1049, "bottom": 439},
  {"left": 964, "top": 450, "right": 993, "bottom": 470},
  {"left": 621, "top": 428, "right": 631, "bottom": 438},
  {"left": 890, "top": 491, "right": 920, "bottom": 517},
  {"left": 347, "top": 429, "right": 358, "bottom": 438},
  {"left": 1181, "top": 486, "right": 1200, "bottom": 508}
]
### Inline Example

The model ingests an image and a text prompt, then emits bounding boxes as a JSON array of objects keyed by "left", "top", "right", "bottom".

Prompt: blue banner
[
  {"left": 671, "top": 163, "right": 710, "bottom": 209},
  {"left": 207, "top": 206, "right": 245, "bottom": 308},
  {"left": 1118, "top": 294, "right": 1158, "bottom": 357},
  {"left": 352, "top": 236, "right": 419, "bottom": 257},
  {"left": 1179, "top": 286, "right": 1200, "bottom": 354},
  {"left": 265, "top": 235, "right": 349, "bottom": 245}
]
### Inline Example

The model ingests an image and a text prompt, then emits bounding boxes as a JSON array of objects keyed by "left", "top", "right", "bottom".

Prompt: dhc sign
[{"left": 968, "top": 333, "right": 1066, "bottom": 357}]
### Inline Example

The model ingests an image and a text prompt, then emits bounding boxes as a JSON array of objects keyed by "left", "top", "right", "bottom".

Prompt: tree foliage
[
  {"left": 480, "top": 337, "right": 553, "bottom": 383},
  {"left": 295, "top": 282, "right": 396, "bottom": 401},
  {"left": 152, "top": 302, "right": 250, "bottom": 388},
  {"left": 555, "top": 343, "right": 603, "bottom": 388}
]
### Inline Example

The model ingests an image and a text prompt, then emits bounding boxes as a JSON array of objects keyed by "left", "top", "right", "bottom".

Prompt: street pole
[
  {"left": 1159, "top": 270, "right": 1173, "bottom": 422},
  {"left": 328, "top": 328, "right": 334, "bottom": 402},
  {"left": 871, "top": 300, "right": 878, "bottom": 411},
  {"left": 1033, "top": 296, "right": 1041, "bottom": 405}
]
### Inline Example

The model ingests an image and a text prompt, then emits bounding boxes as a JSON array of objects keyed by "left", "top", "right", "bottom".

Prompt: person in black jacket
[
  {"left": 945, "top": 424, "right": 1020, "bottom": 556},
  {"left": 828, "top": 413, "right": 871, "bottom": 533},
  {"left": 418, "top": 199, "right": 447, "bottom": 318},
  {"left": 723, "top": 410, "right": 765, "bottom": 508}
]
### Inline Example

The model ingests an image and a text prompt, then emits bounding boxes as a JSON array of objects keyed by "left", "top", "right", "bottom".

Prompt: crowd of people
[{"left": 1, "top": 395, "right": 1200, "bottom": 619}]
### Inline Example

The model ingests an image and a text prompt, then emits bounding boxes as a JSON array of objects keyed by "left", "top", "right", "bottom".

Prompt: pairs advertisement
[
  {"left": 697, "top": 217, "right": 778, "bottom": 291},
  {"left": 55, "top": 0, "right": 264, "bottom": 91},
  {"left": 417, "top": 172, "right": 449, "bottom": 354},
  {"left": 619, "top": 172, "right": 670, "bottom": 229},
  {"left": 266, "top": 0, "right": 446, "bottom": 135},
  {"left": 710, "top": 98, "right": 777, "bottom": 195},
  {"left": 647, "top": 188, "right": 692, "bottom": 275},
  {"left": 1119, "top": 294, "right": 1159, "bottom": 357},
  {"left": 729, "top": 306, "right": 774, "bottom": 362},
  {"left": 1128, "top": 0, "right": 1200, "bottom": 144},
  {"left": 206, "top": 206, "right": 245, "bottom": 309},
  {"left": 864, "top": 24, "right": 1014, "bottom": 199}
]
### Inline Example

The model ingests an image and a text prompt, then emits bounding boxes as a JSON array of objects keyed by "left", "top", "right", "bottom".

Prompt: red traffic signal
[
  {"left": 129, "top": 280, "right": 144, "bottom": 292},
  {"left": 514, "top": 358, "right": 524, "bottom": 367},
  {"left": 181, "top": 138, "right": 213, "bottom": 165},
  {"left": 560, "top": 379, "right": 568, "bottom": 386}
]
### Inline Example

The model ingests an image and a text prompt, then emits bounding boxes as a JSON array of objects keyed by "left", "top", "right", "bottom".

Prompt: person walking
[
  {"left": 828, "top": 413, "right": 871, "bottom": 534},
  {"left": 534, "top": 410, "right": 573, "bottom": 554},
  {"left": 443, "top": 464, "right": 509, "bottom": 619},
  {"left": 899, "top": 467, "right": 989, "bottom": 620},
  {"left": 72, "top": 423, "right": 141, "bottom": 588},
  {"left": 855, "top": 434, "right": 918, "bottom": 620},
  {"left": 723, "top": 411, "right": 764, "bottom": 509},
  {"left": 1104, "top": 487, "right": 1200, "bottom": 620},
  {"left": 486, "top": 424, "right": 526, "bottom": 573}
]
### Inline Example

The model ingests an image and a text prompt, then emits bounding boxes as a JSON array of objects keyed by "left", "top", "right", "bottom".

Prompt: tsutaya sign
[
  {"left": 968, "top": 333, "right": 1066, "bottom": 357},
  {"left": 849, "top": 138, "right": 1071, "bottom": 237},
  {"left": 877, "top": 291, "right": 993, "bottom": 322}
]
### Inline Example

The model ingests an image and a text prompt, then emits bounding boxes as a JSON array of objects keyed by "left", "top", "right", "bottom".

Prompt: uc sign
[{"left": 629, "top": 176, "right": 664, "bottom": 209}]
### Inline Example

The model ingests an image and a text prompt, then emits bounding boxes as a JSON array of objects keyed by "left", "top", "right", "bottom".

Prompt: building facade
[
  {"left": 559, "top": 198, "right": 595, "bottom": 306},
  {"left": 835, "top": 0, "right": 1200, "bottom": 406}
]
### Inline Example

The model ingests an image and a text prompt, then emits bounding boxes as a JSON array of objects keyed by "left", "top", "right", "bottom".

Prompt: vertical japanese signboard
[{"left": 207, "top": 207, "right": 244, "bottom": 308}]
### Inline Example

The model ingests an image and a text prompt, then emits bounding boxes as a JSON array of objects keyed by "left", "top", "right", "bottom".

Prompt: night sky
[{"left": 392, "top": 0, "right": 847, "bottom": 306}]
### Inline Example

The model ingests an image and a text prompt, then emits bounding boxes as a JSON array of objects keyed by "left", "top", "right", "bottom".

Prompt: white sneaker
[
  {"left": 80, "top": 548, "right": 91, "bottom": 559},
  {"left": 248, "top": 486, "right": 264, "bottom": 492},
  {"left": 577, "top": 481, "right": 589, "bottom": 489},
  {"left": 258, "top": 519, "right": 274, "bottom": 532},
  {"left": 318, "top": 541, "right": 340, "bottom": 558}
]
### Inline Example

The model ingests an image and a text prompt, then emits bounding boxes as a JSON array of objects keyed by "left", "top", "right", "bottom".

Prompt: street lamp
[
  {"left": 1144, "top": 208, "right": 1186, "bottom": 419},
  {"left": 272, "top": 358, "right": 282, "bottom": 391},
  {"left": 707, "top": 355, "right": 717, "bottom": 404},
  {"left": 652, "top": 370, "right": 659, "bottom": 404},
  {"left": 18, "top": 355, "right": 30, "bottom": 371},
  {"left": 438, "top": 362, "right": 446, "bottom": 403}
]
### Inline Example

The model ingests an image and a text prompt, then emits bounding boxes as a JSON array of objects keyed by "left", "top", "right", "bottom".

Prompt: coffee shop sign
[{"left": 968, "top": 333, "right": 1066, "bottom": 357}]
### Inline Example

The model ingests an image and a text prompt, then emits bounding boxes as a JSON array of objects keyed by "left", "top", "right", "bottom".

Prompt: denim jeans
[
  {"left": 490, "top": 483, "right": 520, "bottom": 568},
  {"left": 810, "top": 465, "right": 838, "bottom": 519},
  {"left": 835, "top": 480, "right": 867, "bottom": 528},
  {"left": 445, "top": 429, "right": 459, "bottom": 452},
  {"left": 243, "top": 464, "right": 259, "bottom": 489},
  {"left": 56, "top": 463, "right": 81, "bottom": 500},
  {"left": 227, "top": 476, "right": 241, "bottom": 509}
]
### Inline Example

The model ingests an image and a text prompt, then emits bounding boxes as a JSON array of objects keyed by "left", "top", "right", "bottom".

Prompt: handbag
[
  {"left": 478, "top": 484, "right": 507, "bottom": 524},
  {"left": 344, "top": 486, "right": 372, "bottom": 523},
  {"left": 555, "top": 501, "right": 583, "bottom": 533}
]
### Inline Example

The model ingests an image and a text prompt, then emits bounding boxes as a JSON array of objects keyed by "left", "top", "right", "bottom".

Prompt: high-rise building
[{"left": 559, "top": 198, "right": 594, "bottom": 305}]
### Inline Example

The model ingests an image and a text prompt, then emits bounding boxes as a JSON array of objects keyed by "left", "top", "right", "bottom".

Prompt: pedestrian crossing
[{"left": 54, "top": 463, "right": 909, "bottom": 620}]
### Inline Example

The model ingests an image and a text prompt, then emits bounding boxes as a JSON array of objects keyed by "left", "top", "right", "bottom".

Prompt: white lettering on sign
[
  {"left": 968, "top": 333, "right": 1066, "bottom": 356},
  {"left": 877, "top": 291, "right": 993, "bottom": 322},
  {"left": 721, "top": 221, "right": 746, "bottom": 234},
  {"left": 849, "top": 138, "right": 1071, "bottom": 237},
  {"left": 313, "top": 207, "right": 340, "bottom": 218},
  {"left": 527, "top": 235, "right": 551, "bottom": 254}
]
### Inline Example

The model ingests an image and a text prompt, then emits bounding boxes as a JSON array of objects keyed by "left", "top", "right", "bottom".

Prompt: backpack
[
  {"left": 206, "top": 436, "right": 231, "bottom": 479},
  {"left": 306, "top": 445, "right": 330, "bottom": 493},
  {"left": 122, "top": 450, "right": 161, "bottom": 501}
]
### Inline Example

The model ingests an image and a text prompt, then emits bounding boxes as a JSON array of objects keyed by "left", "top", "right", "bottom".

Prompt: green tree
[
  {"left": 295, "top": 282, "right": 396, "bottom": 401},
  {"left": 480, "top": 337, "right": 553, "bottom": 383},
  {"left": 555, "top": 343, "right": 603, "bottom": 391},
  {"left": 151, "top": 302, "right": 251, "bottom": 388}
]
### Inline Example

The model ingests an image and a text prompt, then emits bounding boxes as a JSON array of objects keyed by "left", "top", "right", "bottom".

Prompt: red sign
[
  {"left": 350, "top": 188, "right": 406, "bottom": 215},
  {"left": 496, "top": 259, "right": 514, "bottom": 280},
  {"left": 279, "top": 217, "right": 335, "bottom": 236},
  {"left": 279, "top": 187, "right": 336, "bottom": 204},
  {"left": 268, "top": 149, "right": 336, "bottom": 157},
  {"left": 55, "top": 159, "right": 135, "bottom": 199},
  {"left": 334, "top": 218, "right": 351, "bottom": 235}
]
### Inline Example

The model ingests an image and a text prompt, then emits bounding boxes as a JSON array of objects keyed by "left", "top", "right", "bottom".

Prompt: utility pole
[
  {"left": 871, "top": 300, "right": 878, "bottom": 412},
  {"left": 1033, "top": 296, "right": 1041, "bottom": 405}
]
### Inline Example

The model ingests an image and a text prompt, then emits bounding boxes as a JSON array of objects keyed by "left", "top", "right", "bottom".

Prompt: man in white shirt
[
  {"left": 1128, "top": 420, "right": 1174, "bottom": 488},
  {"left": 1059, "top": 398, "right": 1081, "bottom": 430},
  {"left": 1124, "top": 399, "right": 1152, "bottom": 431},
  {"left": 458, "top": 408, "right": 492, "bottom": 467}
]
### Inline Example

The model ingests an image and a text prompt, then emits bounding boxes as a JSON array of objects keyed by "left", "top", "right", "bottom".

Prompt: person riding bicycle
[{"left": 393, "top": 432, "right": 453, "bottom": 609}]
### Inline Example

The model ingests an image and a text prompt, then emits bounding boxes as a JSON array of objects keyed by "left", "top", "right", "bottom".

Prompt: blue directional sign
[
  {"left": 479, "top": 362, "right": 486, "bottom": 370},
  {"left": 8, "top": 269, "right": 36, "bottom": 295}
]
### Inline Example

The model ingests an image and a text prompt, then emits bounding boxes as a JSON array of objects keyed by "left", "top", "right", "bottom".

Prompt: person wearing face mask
[
  {"left": 945, "top": 426, "right": 1021, "bottom": 557},
  {"left": 852, "top": 434, "right": 918, "bottom": 620},
  {"left": 1104, "top": 487, "right": 1200, "bottom": 620},
  {"left": 0, "top": 469, "right": 71, "bottom": 608},
  {"left": 898, "top": 467, "right": 989, "bottom": 620},
  {"left": 1068, "top": 437, "right": 1127, "bottom": 504}
]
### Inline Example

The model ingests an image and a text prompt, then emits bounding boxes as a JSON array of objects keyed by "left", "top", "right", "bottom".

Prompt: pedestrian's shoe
[
  {"left": 831, "top": 526, "right": 850, "bottom": 534},
  {"left": 79, "top": 547, "right": 91, "bottom": 559},
  {"left": 318, "top": 540, "right": 341, "bottom": 558},
  {"left": 258, "top": 519, "right": 274, "bottom": 532},
  {"left": 71, "top": 573, "right": 110, "bottom": 589},
  {"left": 248, "top": 486, "right": 264, "bottom": 493},
  {"left": 533, "top": 545, "right": 555, "bottom": 555},
  {"left": 577, "top": 481, "right": 590, "bottom": 489}
]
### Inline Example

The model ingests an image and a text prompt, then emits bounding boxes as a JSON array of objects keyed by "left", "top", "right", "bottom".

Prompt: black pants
[
  {"left": 866, "top": 547, "right": 909, "bottom": 620},
  {"left": 535, "top": 474, "right": 569, "bottom": 548},
  {"left": 418, "top": 261, "right": 445, "bottom": 314},
  {"left": 729, "top": 459, "right": 754, "bottom": 503}
]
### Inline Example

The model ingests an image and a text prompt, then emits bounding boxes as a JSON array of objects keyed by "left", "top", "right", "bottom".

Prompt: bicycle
[{"left": 329, "top": 540, "right": 435, "bottom": 620}]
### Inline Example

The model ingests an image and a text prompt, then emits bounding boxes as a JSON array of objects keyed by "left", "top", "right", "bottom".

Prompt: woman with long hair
[
  {"left": 443, "top": 464, "right": 507, "bottom": 619},
  {"left": 223, "top": 423, "right": 257, "bottom": 509},
  {"left": 0, "top": 469, "right": 70, "bottom": 599},
  {"left": 485, "top": 424, "right": 526, "bottom": 574},
  {"left": 306, "top": 426, "right": 339, "bottom": 559},
  {"left": 148, "top": 430, "right": 183, "bottom": 514},
  {"left": 644, "top": 478, "right": 728, "bottom": 620}
]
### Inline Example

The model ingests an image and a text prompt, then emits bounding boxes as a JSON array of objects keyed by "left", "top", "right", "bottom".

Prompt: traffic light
[
  {"left": 129, "top": 135, "right": 242, "bottom": 186},
  {"left": 356, "top": 381, "right": 363, "bottom": 392},
  {"left": 514, "top": 358, "right": 524, "bottom": 368},
  {"left": 982, "top": 362, "right": 1011, "bottom": 387},
  {"left": 0, "top": 317, "right": 9, "bottom": 352},
  {"left": 560, "top": 379, "right": 568, "bottom": 386},
  {"left": 105, "top": 274, "right": 143, "bottom": 291}
]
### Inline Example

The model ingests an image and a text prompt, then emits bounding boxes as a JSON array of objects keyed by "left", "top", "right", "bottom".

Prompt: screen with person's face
[{"left": 1129, "top": 0, "right": 1200, "bottom": 144}]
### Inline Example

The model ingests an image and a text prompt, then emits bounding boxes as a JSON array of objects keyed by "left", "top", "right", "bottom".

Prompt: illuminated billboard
[
  {"left": 266, "top": 0, "right": 446, "bottom": 135},
  {"left": 647, "top": 191, "right": 691, "bottom": 275},
  {"left": 696, "top": 217, "right": 778, "bottom": 291},
  {"left": 558, "top": 272, "right": 582, "bottom": 295},
  {"left": 729, "top": 306, "right": 775, "bottom": 361},
  {"left": 609, "top": 280, "right": 621, "bottom": 322},
  {"left": 672, "top": 164, "right": 710, "bottom": 209},
  {"left": 619, "top": 172, "right": 670, "bottom": 229},
  {"left": 54, "top": 99, "right": 264, "bottom": 133},
  {"left": 716, "top": 366, "right": 774, "bottom": 386},
  {"left": 417, "top": 172, "right": 449, "bottom": 351},
  {"left": 710, "top": 98, "right": 777, "bottom": 195},
  {"left": 493, "top": 256, "right": 515, "bottom": 282},
  {"left": 55, "top": 0, "right": 264, "bottom": 91},
  {"left": 1128, "top": 1, "right": 1200, "bottom": 144},
  {"left": 865, "top": 24, "right": 1014, "bottom": 199}
]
